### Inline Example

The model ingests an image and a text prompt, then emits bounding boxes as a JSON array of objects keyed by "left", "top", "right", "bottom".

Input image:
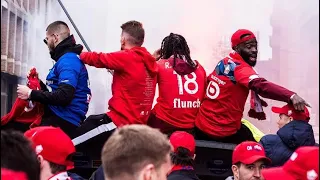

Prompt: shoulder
[
  {"left": 57, "top": 53, "right": 83, "bottom": 69},
  {"left": 195, "top": 60, "right": 206, "bottom": 72},
  {"left": 157, "top": 59, "right": 171, "bottom": 71},
  {"left": 260, "top": 134, "right": 281, "bottom": 147}
]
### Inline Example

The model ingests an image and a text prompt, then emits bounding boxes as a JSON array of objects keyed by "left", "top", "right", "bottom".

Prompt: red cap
[
  {"left": 1, "top": 169, "right": 28, "bottom": 180},
  {"left": 231, "top": 29, "right": 256, "bottom": 48},
  {"left": 262, "top": 146, "right": 319, "bottom": 180},
  {"left": 232, "top": 141, "right": 271, "bottom": 165},
  {"left": 24, "top": 126, "right": 75, "bottom": 170},
  {"left": 169, "top": 131, "right": 195, "bottom": 156},
  {"left": 271, "top": 104, "right": 310, "bottom": 121}
]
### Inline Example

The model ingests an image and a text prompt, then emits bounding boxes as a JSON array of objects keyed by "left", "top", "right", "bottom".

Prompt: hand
[
  {"left": 17, "top": 85, "right": 31, "bottom": 100},
  {"left": 290, "top": 94, "right": 311, "bottom": 111},
  {"left": 152, "top": 48, "right": 161, "bottom": 60}
]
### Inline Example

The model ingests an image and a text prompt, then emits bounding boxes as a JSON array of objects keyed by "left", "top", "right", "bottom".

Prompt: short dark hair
[
  {"left": 49, "top": 162, "right": 67, "bottom": 174},
  {"left": 171, "top": 147, "right": 194, "bottom": 166},
  {"left": 46, "top": 21, "right": 70, "bottom": 40},
  {"left": 1, "top": 130, "right": 40, "bottom": 180},
  {"left": 46, "top": 21, "right": 69, "bottom": 31},
  {"left": 101, "top": 125, "right": 171, "bottom": 179},
  {"left": 48, "top": 153, "right": 75, "bottom": 174},
  {"left": 120, "top": 20, "right": 145, "bottom": 46}
]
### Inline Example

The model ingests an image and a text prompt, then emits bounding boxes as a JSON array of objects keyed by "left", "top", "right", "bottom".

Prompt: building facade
[{"left": 1, "top": 0, "right": 66, "bottom": 116}]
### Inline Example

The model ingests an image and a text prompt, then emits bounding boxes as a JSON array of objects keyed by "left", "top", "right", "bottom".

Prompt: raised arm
[{"left": 80, "top": 51, "right": 129, "bottom": 71}]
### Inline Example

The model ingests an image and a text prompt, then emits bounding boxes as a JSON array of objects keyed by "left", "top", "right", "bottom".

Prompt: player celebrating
[
  {"left": 195, "top": 29, "right": 310, "bottom": 144},
  {"left": 73, "top": 20, "right": 157, "bottom": 147},
  {"left": 148, "top": 33, "right": 206, "bottom": 135}
]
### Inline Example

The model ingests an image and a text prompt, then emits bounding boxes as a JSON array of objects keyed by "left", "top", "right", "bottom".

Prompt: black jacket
[{"left": 168, "top": 170, "right": 200, "bottom": 180}]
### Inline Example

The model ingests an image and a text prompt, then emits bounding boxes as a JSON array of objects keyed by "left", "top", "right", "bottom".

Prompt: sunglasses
[{"left": 43, "top": 34, "right": 56, "bottom": 45}]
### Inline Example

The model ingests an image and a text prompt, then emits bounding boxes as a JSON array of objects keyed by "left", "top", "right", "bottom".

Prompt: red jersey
[
  {"left": 195, "top": 52, "right": 259, "bottom": 137},
  {"left": 153, "top": 58, "right": 206, "bottom": 128},
  {"left": 80, "top": 47, "right": 157, "bottom": 126}
]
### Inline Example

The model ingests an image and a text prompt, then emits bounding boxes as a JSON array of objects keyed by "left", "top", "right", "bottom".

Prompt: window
[{"left": 1, "top": 7, "right": 9, "bottom": 72}]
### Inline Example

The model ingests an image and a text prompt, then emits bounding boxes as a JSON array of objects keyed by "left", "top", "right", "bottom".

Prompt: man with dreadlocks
[
  {"left": 195, "top": 29, "right": 310, "bottom": 144},
  {"left": 148, "top": 33, "right": 206, "bottom": 135}
]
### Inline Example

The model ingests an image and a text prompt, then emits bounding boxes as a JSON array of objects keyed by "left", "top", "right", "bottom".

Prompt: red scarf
[
  {"left": 1, "top": 68, "right": 44, "bottom": 128},
  {"left": 248, "top": 90, "right": 268, "bottom": 120},
  {"left": 229, "top": 52, "right": 268, "bottom": 120}
]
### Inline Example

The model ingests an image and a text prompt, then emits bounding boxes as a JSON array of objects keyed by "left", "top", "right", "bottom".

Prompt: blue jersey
[{"left": 46, "top": 52, "right": 91, "bottom": 126}]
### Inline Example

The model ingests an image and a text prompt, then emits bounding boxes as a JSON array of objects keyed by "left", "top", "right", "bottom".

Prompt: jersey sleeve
[
  {"left": 56, "top": 58, "right": 81, "bottom": 88},
  {"left": 234, "top": 65, "right": 259, "bottom": 88},
  {"left": 80, "top": 51, "right": 129, "bottom": 71}
]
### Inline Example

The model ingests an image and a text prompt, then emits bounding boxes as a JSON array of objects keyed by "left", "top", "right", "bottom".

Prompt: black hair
[
  {"left": 170, "top": 147, "right": 194, "bottom": 166},
  {"left": 48, "top": 153, "right": 74, "bottom": 174},
  {"left": 1, "top": 130, "right": 40, "bottom": 180},
  {"left": 49, "top": 162, "right": 66, "bottom": 174},
  {"left": 159, "top": 33, "right": 196, "bottom": 68}
]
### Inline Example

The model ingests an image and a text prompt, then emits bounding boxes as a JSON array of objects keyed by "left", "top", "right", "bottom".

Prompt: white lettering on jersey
[
  {"left": 165, "top": 62, "right": 171, "bottom": 69},
  {"left": 206, "top": 81, "right": 220, "bottom": 99},
  {"left": 173, "top": 71, "right": 199, "bottom": 95},
  {"left": 173, "top": 98, "right": 201, "bottom": 108},
  {"left": 210, "top": 75, "right": 226, "bottom": 85}
]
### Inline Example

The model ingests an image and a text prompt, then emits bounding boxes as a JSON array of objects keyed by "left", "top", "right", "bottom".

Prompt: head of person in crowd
[
  {"left": 262, "top": 146, "right": 319, "bottom": 180},
  {"left": 169, "top": 131, "right": 196, "bottom": 167},
  {"left": 231, "top": 141, "right": 271, "bottom": 180},
  {"left": 24, "top": 126, "right": 76, "bottom": 180},
  {"left": 44, "top": 20, "right": 71, "bottom": 52},
  {"left": 1, "top": 130, "right": 40, "bottom": 180},
  {"left": 1, "top": 168, "right": 28, "bottom": 180},
  {"left": 271, "top": 103, "right": 310, "bottom": 129},
  {"left": 120, "top": 20, "right": 145, "bottom": 50},
  {"left": 158, "top": 33, "right": 197, "bottom": 70},
  {"left": 231, "top": 29, "right": 258, "bottom": 67},
  {"left": 101, "top": 125, "right": 172, "bottom": 180}
]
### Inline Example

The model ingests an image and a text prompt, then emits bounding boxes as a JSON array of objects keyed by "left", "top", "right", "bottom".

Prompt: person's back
[
  {"left": 195, "top": 29, "right": 309, "bottom": 144},
  {"left": 150, "top": 33, "right": 206, "bottom": 134},
  {"left": 167, "top": 131, "right": 200, "bottom": 180},
  {"left": 80, "top": 21, "right": 157, "bottom": 126},
  {"left": 107, "top": 46, "right": 157, "bottom": 125},
  {"left": 47, "top": 51, "right": 91, "bottom": 126},
  {"left": 195, "top": 51, "right": 256, "bottom": 139}
]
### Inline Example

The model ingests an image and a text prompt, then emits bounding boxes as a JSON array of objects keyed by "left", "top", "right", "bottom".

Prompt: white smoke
[{"left": 35, "top": 0, "right": 318, "bottom": 141}]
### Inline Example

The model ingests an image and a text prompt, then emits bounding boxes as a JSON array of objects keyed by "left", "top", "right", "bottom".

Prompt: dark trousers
[
  {"left": 40, "top": 106, "right": 78, "bottom": 138},
  {"left": 147, "top": 112, "right": 194, "bottom": 137},
  {"left": 72, "top": 113, "right": 116, "bottom": 159},
  {"left": 195, "top": 124, "right": 256, "bottom": 144}
]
